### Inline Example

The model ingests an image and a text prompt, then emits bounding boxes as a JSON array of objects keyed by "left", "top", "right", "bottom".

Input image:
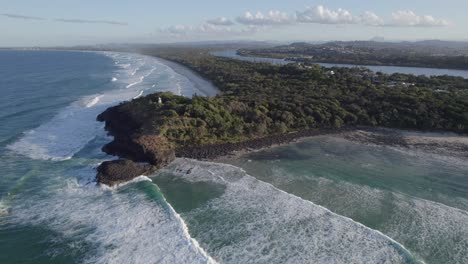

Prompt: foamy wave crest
[
  {"left": 126, "top": 76, "right": 144, "bottom": 89},
  {"left": 7, "top": 51, "right": 207, "bottom": 161},
  {"left": 245, "top": 150, "right": 468, "bottom": 264},
  {"left": 84, "top": 95, "right": 103, "bottom": 108},
  {"left": 11, "top": 168, "right": 216, "bottom": 264},
  {"left": 160, "top": 159, "right": 422, "bottom": 264},
  {"left": 111, "top": 77, "right": 118, "bottom": 82},
  {"left": 0, "top": 200, "right": 9, "bottom": 216},
  {"left": 131, "top": 67, "right": 140, "bottom": 76},
  {"left": 6, "top": 102, "right": 107, "bottom": 160},
  {"left": 133, "top": 90, "right": 144, "bottom": 99}
]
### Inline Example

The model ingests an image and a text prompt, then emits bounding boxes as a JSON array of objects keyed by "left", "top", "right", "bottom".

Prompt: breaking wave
[
  {"left": 158, "top": 159, "right": 423, "bottom": 264},
  {"left": 11, "top": 164, "right": 216, "bottom": 264},
  {"left": 7, "top": 51, "right": 204, "bottom": 161}
]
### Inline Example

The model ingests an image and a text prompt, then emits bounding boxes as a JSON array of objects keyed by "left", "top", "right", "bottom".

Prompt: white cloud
[
  {"left": 236, "top": 10, "right": 293, "bottom": 26},
  {"left": 389, "top": 10, "right": 450, "bottom": 27},
  {"left": 159, "top": 6, "right": 451, "bottom": 39},
  {"left": 296, "top": 5, "right": 356, "bottom": 24},
  {"left": 206, "top": 17, "right": 234, "bottom": 26},
  {"left": 160, "top": 23, "right": 259, "bottom": 37},
  {"left": 359, "top": 11, "right": 384, "bottom": 26}
]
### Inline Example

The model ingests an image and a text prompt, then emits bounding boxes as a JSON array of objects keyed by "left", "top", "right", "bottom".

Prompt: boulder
[{"left": 96, "top": 159, "right": 157, "bottom": 186}]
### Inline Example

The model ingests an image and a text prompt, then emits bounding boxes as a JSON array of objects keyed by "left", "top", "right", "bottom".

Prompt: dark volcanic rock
[
  {"left": 96, "top": 104, "right": 176, "bottom": 186},
  {"left": 102, "top": 135, "right": 175, "bottom": 166},
  {"left": 95, "top": 96, "right": 348, "bottom": 186},
  {"left": 96, "top": 159, "right": 157, "bottom": 186},
  {"left": 176, "top": 128, "right": 348, "bottom": 160}
]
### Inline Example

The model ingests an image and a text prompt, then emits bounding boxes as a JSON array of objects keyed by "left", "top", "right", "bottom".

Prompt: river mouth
[{"left": 213, "top": 49, "right": 468, "bottom": 79}]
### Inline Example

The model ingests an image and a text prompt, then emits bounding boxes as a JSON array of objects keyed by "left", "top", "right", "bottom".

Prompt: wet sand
[{"left": 155, "top": 57, "right": 220, "bottom": 97}]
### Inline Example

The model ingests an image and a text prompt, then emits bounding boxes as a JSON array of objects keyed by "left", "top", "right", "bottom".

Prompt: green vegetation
[
  {"left": 117, "top": 48, "right": 468, "bottom": 148},
  {"left": 239, "top": 41, "right": 468, "bottom": 70}
]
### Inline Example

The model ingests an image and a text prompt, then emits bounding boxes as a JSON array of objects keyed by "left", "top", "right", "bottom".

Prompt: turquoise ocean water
[{"left": 0, "top": 50, "right": 466, "bottom": 264}]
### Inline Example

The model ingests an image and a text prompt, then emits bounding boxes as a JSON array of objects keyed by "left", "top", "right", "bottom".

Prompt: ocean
[{"left": 0, "top": 50, "right": 466, "bottom": 264}]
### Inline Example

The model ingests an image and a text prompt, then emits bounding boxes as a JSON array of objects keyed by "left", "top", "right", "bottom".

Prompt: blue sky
[{"left": 1, "top": 0, "right": 467, "bottom": 46}]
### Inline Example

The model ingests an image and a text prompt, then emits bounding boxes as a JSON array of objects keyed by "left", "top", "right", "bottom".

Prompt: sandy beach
[
  {"left": 343, "top": 127, "right": 468, "bottom": 159},
  {"left": 155, "top": 57, "right": 220, "bottom": 97}
]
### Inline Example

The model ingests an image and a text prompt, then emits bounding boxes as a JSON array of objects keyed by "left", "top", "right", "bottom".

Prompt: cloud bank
[
  {"left": 389, "top": 10, "right": 450, "bottom": 27},
  {"left": 236, "top": 10, "right": 293, "bottom": 26},
  {"left": 160, "top": 23, "right": 259, "bottom": 37},
  {"left": 296, "top": 6, "right": 356, "bottom": 24},
  {"left": 160, "top": 5, "right": 451, "bottom": 38},
  {"left": 206, "top": 17, "right": 234, "bottom": 26}
]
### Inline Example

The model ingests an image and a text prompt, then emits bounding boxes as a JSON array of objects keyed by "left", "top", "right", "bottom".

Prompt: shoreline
[
  {"left": 176, "top": 127, "right": 350, "bottom": 161},
  {"left": 342, "top": 127, "right": 468, "bottom": 160},
  {"left": 202, "top": 126, "right": 468, "bottom": 162},
  {"left": 96, "top": 112, "right": 468, "bottom": 186},
  {"left": 155, "top": 57, "right": 220, "bottom": 97}
]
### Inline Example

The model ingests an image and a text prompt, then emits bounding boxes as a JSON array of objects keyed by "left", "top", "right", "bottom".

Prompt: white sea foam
[
  {"left": 161, "top": 159, "right": 422, "bottom": 264},
  {"left": 84, "top": 95, "right": 103, "bottom": 108},
  {"left": 99, "top": 175, "right": 153, "bottom": 190},
  {"left": 131, "top": 67, "right": 140, "bottom": 76},
  {"left": 126, "top": 76, "right": 145, "bottom": 89},
  {"left": 133, "top": 90, "right": 144, "bottom": 99},
  {"left": 383, "top": 192, "right": 468, "bottom": 263},
  {"left": 6, "top": 103, "right": 106, "bottom": 160},
  {"left": 12, "top": 167, "right": 216, "bottom": 264},
  {"left": 257, "top": 159, "right": 468, "bottom": 263},
  {"left": 0, "top": 200, "right": 8, "bottom": 216},
  {"left": 7, "top": 51, "right": 205, "bottom": 161},
  {"left": 111, "top": 77, "right": 118, "bottom": 82}
]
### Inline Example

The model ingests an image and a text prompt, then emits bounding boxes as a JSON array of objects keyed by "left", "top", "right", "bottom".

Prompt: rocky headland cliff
[{"left": 95, "top": 92, "right": 346, "bottom": 186}]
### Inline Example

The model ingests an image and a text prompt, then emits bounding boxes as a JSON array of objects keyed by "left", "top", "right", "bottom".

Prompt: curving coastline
[
  {"left": 95, "top": 56, "right": 222, "bottom": 185},
  {"left": 95, "top": 50, "right": 468, "bottom": 186},
  {"left": 95, "top": 101, "right": 348, "bottom": 186},
  {"left": 155, "top": 57, "right": 220, "bottom": 97}
]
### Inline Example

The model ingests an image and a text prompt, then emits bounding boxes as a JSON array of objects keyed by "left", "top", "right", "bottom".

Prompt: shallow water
[
  {"left": 1, "top": 50, "right": 466, "bottom": 264},
  {"left": 222, "top": 136, "right": 468, "bottom": 263}
]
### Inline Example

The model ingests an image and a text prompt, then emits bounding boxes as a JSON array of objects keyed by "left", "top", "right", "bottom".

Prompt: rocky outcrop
[
  {"left": 101, "top": 134, "right": 175, "bottom": 166},
  {"left": 94, "top": 96, "right": 348, "bottom": 186},
  {"left": 96, "top": 159, "right": 157, "bottom": 186},
  {"left": 96, "top": 105, "right": 176, "bottom": 186},
  {"left": 176, "top": 127, "right": 347, "bottom": 160}
]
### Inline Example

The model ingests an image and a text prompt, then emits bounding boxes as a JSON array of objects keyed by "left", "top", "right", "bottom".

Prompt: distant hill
[{"left": 271, "top": 40, "right": 468, "bottom": 56}]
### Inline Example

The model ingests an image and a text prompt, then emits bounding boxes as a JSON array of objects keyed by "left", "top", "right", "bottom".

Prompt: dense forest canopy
[
  {"left": 112, "top": 47, "right": 468, "bottom": 148},
  {"left": 238, "top": 41, "right": 468, "bottom": 70}
]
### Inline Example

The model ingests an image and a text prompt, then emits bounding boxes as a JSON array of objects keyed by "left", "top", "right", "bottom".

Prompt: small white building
[{"left": 158, "top": 97, "right": 162, "bottom": 104}]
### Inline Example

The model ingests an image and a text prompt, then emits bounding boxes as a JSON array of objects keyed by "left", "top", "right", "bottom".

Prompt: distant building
[{"left": 158, "top": 97, "right": 162, "bottom": 104}]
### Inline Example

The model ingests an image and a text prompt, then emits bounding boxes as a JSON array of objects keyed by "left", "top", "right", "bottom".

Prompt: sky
[{"left": 1, "top": 0, "right": 467, "bottom": 46}]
